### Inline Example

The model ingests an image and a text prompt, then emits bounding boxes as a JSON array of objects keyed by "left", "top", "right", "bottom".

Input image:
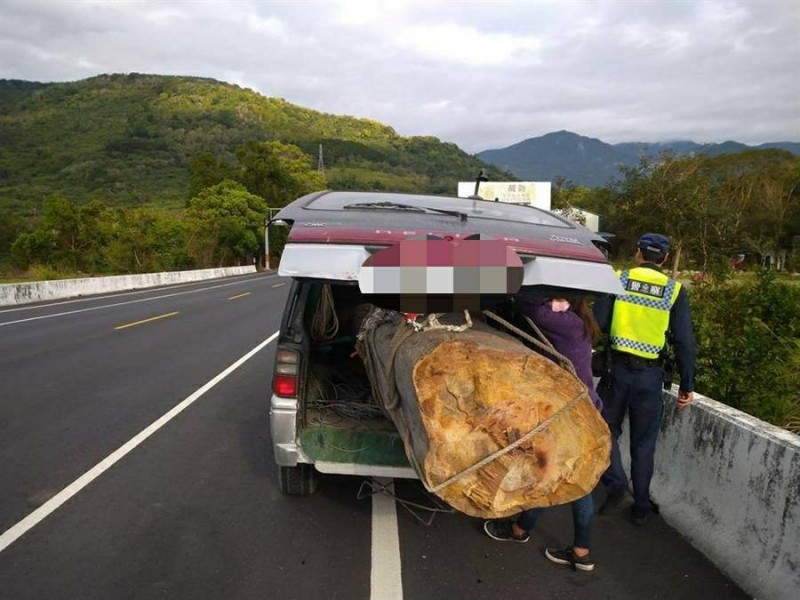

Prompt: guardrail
[
  {"left": 0, "top": 266, "right": 258, "bottom": 306},
  {"left": 626, "top": 388, "right": 799, "bottom": 600}
]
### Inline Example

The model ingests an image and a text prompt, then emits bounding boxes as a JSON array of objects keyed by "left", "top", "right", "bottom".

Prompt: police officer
[{"left": 593, "top": 233, "right": 697, "bottom": 525}]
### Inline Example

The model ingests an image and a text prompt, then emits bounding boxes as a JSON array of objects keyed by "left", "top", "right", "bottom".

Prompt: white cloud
[
  {"left": 335, "top": 0, "right": 388, "bottom": 26},
  {"left": 0, "top": 0, "right": 797, "bottom": 152},
  {"left": 394, "top": 23, "right": 541, "bottom": 66},
  {"left": 244, "top": 14, "right": 286, "bottom": 37},
  {"left": 76, "top": 57, "right": 101, "bottom": 70},
  {"left": 142, "top": 8, "right": 189, "bottom": 25}
]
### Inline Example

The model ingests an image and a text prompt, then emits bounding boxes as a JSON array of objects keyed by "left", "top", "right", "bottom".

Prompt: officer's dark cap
[{"left": 638, "top": 233, "right": 670, "bottom": 257}]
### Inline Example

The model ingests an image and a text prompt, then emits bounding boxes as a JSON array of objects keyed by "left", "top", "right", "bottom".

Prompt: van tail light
[{"left": 273, "top": 347, "right": 299, "bottom": 398}]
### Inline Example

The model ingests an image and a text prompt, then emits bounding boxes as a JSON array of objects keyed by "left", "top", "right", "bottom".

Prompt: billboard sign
[{"left": 457, "top": 181, "right": 551, "bottom": 210}]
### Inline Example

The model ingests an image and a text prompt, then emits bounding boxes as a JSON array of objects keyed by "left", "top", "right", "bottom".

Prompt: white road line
[
  {"left": 0, "top": 331, "right": 280, "bottom": 554},
  {"left": 0, "top": 275, "right": 282, "bottom": 328},
  {"left": 371, "top": 478, "right": 404, "bottom": 600}
]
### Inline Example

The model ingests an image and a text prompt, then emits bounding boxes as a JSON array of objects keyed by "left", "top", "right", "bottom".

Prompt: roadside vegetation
[
  {"left": 690, "top": 271, "right": 800, "bottom": 433},
  {"left": 552, "top": 151, "right": 800, "bottom": 433}
]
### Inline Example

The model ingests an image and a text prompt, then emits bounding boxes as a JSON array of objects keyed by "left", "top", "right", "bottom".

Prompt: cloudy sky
[{"left": 1, "top": 0, "right": 798, "bottom": 153}]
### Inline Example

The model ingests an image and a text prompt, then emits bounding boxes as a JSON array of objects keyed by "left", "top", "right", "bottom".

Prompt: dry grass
[{"left": 785, "top": 416, "right": 800, "bottom": 436}]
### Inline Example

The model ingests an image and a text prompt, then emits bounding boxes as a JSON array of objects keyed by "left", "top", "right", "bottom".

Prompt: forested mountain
[
  {"left": 0, "top": 74, "right": 510, "bottom": 213},
  {"left": 5, "top": 73, "right": 795, "bottom": 211},
  {"left": 478, "top": 130, "right": 800, "bottom": 187}
]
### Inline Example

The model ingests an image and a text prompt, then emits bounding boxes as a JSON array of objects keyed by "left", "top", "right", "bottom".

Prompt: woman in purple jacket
[{"left": 483, "top": 296, "right": 601, "bottom": 572}]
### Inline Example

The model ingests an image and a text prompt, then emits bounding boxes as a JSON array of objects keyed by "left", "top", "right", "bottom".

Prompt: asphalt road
[{"left": 0, "top": 273, "right": 749, "bottom": 599}]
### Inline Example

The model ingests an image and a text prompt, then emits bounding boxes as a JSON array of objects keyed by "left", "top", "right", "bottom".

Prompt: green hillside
[{"left": 0, "top": 73, "right": 510, "bottom": 213}]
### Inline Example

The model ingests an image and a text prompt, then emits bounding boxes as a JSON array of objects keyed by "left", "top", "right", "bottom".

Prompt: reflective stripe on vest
[{"left": 609, "top": 267, "right": 681, "bottom": 359}]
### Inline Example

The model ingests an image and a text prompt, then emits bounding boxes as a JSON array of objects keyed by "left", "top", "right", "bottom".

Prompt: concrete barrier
[
  {"left": 0, "top": 266, "right": 258, "bottom": 306},
  {"left": 620, "top": 388, "right": 799, "bottom": 600}
]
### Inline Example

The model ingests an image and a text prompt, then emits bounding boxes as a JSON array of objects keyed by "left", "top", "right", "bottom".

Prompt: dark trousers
[
  {"left": 599, "top": 361, "right": 664, "bottom": 514},
  {"left": 516, "top": 493, "right": 594, "bottom": 549}
]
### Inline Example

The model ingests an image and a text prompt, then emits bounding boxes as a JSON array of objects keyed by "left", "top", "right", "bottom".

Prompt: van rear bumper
[
  {"left": 270, "top": 394, "right": 301, "bottom": 467},
  {"left": 314, "top": 461, "right": 418, "bottom": 479}
]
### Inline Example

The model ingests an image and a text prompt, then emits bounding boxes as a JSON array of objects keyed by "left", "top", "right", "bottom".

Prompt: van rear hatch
[{"left": 273, "top": 190, "right": 623, "bottom": 297}]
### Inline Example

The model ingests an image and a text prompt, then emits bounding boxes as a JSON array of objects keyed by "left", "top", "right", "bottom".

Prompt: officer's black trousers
[{"left": 599, "top": 361, "right": 664, "bottom": 514}]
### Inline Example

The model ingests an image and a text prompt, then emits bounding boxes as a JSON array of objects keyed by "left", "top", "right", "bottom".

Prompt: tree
[
  {"left": 551, "top": 177, "right": 593, "bottom": 226},
  {"left": 9, "top": 196, "right": 112, "bottom": 272},
  {"left": 0, "top": 206, "right": 27, "bottom": 266},
  {"left": 610, "top": 154, "right": 712, "bottom": 274},
  {"left": 103, "top": 207, "right": 189, "bottom": 273},
  {"left": 603, "top": 150, "right": 800, "bottom": 274},
  {"left": 188, "top": 152, "right": 236, "bottom": 197},
  {"left": 185, "top": 180, "right": 267, "bottom": 266},
  {"left": 235, "top": 140, "right": 326, "bottom": 207},
  {"left": 739, "top": 152, "right": 800, "bottom": 268},
  {"left": 707, "top": 150, "right": 800, "bottom": 270},
  {"left": 9, "top": 229, "right": 57, "bottom": 270}
]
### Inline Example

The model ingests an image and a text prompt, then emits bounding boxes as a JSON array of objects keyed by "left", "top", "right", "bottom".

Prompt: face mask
[{"left": 550, "top": 299, "right": 571, "bottom": 312}]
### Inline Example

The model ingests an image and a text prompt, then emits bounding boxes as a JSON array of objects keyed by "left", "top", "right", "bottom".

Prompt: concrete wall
[
  {"left": 622, "top": 388, "right": 799, "bottom": 600},
  {"left": 0, "top": 266, "right": 258, "bottom": 306}
]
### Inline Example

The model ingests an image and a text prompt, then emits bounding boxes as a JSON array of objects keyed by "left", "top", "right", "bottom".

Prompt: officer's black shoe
[
  {"left": 630, "top": 507, "right": 649, "bottom": 526},
  {"left": 598, "top": 489, "right": 632, "bottom": 514},
  {"left": 630, "top": 502, "right": 660, "bottom": 526}
]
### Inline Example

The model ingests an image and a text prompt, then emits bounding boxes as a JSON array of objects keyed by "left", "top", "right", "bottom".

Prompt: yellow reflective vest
[{"left": 609, "top": 266, "right": 681, "bottom": 359}]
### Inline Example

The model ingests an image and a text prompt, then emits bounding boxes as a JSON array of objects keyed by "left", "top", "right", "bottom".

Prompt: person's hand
[{"left": 677, "top": 390, "right": 694, "bottom": 409}]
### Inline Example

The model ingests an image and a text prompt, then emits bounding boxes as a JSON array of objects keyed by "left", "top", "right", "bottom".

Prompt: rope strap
[{"left": 482, "top": 309, "right": 577, "bottom": 379}]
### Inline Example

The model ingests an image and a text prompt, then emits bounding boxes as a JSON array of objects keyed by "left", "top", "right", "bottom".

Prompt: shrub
[
  {"left": 28, "top": 263, "right": 69, "bottom": 281},
  {"left": 691, "top": 270, "right": 800, "bottom": 430}
]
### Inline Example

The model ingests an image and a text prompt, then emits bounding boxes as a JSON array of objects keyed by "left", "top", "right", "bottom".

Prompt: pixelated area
[{"left": 358, "top": 240, "right": 524, "bottom": 312}]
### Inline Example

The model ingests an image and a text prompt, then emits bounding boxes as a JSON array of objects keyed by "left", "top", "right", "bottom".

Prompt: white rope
[
  {"left": 311, "top": 284, "right": 339, "bottom": 341},
  {"left": 408, "top": 310, "right": 473, "bottom": 333}
]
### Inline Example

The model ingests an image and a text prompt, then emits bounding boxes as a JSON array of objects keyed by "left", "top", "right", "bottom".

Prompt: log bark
[{"left": 357, "top": 308, "right": 611, "bottom": 519}]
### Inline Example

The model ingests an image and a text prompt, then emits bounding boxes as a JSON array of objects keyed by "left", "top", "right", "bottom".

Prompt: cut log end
[{"left": 414, "top": 337, "right": 610, "bottom": 518}]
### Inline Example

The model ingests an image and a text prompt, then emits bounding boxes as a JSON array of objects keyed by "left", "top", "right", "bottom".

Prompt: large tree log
[{"left": 356, "top": 308, "right": 611, "bottom": 519}]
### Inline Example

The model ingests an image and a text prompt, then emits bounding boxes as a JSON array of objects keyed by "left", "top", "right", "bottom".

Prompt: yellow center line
[
  {"left": 115, "top": 311, "right": 179, "bottom": 330},
  {"left": 271, "top": 282, "right": 287, "bottom": 288},
  {"left": 228, "top": 292, "right": 252, "bottom": 300}
]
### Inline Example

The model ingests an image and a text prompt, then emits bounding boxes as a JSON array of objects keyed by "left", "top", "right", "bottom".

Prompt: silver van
[{"left": 268, "top": 190, "right": 620, "bottom": 494}]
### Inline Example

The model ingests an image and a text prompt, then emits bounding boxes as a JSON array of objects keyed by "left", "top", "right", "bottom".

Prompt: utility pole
[
  {"left": 264, "top": 207, "right": 281, "bottom": 270},
  {"left": 317, "top": 144, "right": 325, "bottom": 173},
  {"left": 264, "top": 215, "right": 270, "bottom": 270}
]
